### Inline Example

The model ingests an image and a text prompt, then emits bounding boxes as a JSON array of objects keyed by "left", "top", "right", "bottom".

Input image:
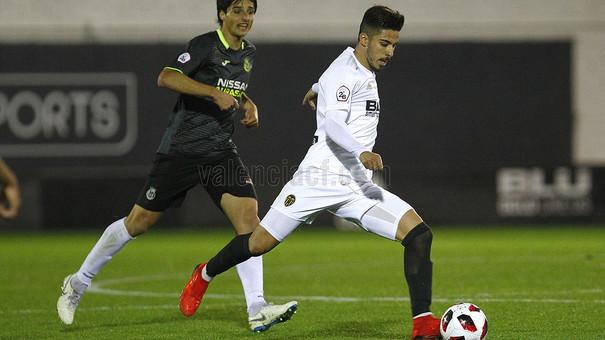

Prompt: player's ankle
[
  {"left": 413, "top": 311, "right": 433, "bottom": 319},
  {"left": 201, "top": 265, "right": 213, "bottom": 282},
  {"left": 70, "top": 275, "right": 89, "bottom": 295}
]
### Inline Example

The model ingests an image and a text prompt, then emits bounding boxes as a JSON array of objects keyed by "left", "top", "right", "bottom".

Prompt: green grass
[{"left": 1, "top": 226, "right": 604, "bottom": 339}]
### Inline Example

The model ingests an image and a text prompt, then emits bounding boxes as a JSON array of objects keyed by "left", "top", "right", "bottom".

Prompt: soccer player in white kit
[{"left": 180, "top": 5, "right": 441, "bottom": 338}]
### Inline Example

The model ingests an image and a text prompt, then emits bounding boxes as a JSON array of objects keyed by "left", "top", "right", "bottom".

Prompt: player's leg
[
  {"left": 57, "top": 205, "right": 160, "bottom": 325},
  {"left": 180, "top": 207, "right": 301, "bottom": 326},
  {"left": 58, "top": 154, "right": 196, "bottom": 325},
  {"left": 74, "top": 205, "right": 162, "bottom": 286},
  {"left": 220, "top": 194, "right": 270, "bottom": 322},
  {"left": 336, "top": 189, "right": 440, "bottom": 338},
  {"left": 391, "top": 209, "right": 440, "bottom": 339},
  {"left": 197, "top": 153, "right": 270, "bottom": 318}
]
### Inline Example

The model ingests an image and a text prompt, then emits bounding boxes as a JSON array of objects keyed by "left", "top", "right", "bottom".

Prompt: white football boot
[
  {"left": 57, "top": 274, "right": 83, "bottom": 325},
  {"left": 248, "top": 301, "right": 298, "bottom": 332}
]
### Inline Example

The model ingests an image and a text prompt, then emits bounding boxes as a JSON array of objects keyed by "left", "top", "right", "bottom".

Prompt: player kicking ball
[
  {"left": 57, "top": 0, "right": 296, "bottom": 332},
  {"left": 180, "top": 5, "right": 441, "bottom": 339}
]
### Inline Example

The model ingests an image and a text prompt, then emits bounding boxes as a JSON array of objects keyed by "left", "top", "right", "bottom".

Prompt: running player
[
  {"left": 57, "top": 0, "right": 297, "bottom": 332},
  {"left": 179, "top": 5, "right": 441, "bottom": 339}
]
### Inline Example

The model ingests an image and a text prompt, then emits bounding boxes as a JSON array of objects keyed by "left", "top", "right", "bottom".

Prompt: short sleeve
[
  {"left": 166, "top": 37, "right": 211, "bottom": 76},
  {"left": 319, "top": 70, "right": 357, "bottom": 112}
]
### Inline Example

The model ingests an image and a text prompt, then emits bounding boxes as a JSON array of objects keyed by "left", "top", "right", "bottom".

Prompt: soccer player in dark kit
[{"left": 57, "top": 0, "right": 297, "bottom": 332}]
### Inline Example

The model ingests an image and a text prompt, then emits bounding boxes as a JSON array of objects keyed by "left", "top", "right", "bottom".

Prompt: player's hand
[
  {"left": 0, "top": 185, "right": 20, "bottom": 219},
  {"left": 212, "top": 90, "right": 240, "bottom": 111},
  {"left": 302, "top": 87, "right": 317, "bottom": 111},
  {"left": 241, "top": 99, "right": 259, "bottom": 128},
  {"left": 359, "top": 151, "right": 384, "bottom": 171}
]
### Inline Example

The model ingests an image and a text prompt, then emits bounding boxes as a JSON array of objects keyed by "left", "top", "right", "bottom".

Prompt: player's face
[
  {"left": 366, "top": 29, "right": 399, "bottom": 72},
  {"left": 221, "top": 0, "right": 256, "bottom": 38}
]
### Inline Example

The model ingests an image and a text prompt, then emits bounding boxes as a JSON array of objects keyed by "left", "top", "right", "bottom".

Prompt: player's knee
[
  {"left": 248, "top": 227, "right": 279, "bottom": 256},
  {"left": 401, "top": 222, "right": 433, "bottom": 248},
  {"left": 395, "top": 209, "right": 424, "bottom": 241}
]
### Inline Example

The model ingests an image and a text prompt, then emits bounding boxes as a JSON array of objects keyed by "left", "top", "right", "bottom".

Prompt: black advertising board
[{"left": 2, "top": 42, "right": 600, "bottom": 228}]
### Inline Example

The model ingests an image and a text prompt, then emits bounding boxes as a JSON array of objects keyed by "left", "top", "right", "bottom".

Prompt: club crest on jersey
[
  {"left": 336, "top": 85, "right": 350, "bottom": 102},
  {"left": 146, "top": 187, "right": 157, "bottom": 201},
  {"left": 243, "top": 57, "right": 252, "bottom": 72},
  {"left": 284, "top": 194, "right": 296, "bottom": 207},
  {"left": 177, "top": 52, "right": 191, "bottom": 64}
]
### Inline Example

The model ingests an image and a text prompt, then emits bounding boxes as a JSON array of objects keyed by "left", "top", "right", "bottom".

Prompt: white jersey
[
  {"left": 297, "top": 47, "right": 380, "bottom": 182},
  {"left": 261, "top": 48, "right": 413, "bottom": 240}
]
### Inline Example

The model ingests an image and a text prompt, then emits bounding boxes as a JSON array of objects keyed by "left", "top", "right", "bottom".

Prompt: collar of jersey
[
  {"left": 216, "top": 28, "right": 245, "bottom": 50},
  {"left": 345, "top": 47, "right": 374, "bottom": 77}
]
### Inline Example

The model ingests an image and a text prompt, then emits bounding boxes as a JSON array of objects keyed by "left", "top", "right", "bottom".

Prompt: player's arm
[
  {"left": 157, "top": 69, "right": 238, "bottom": 111},
  {"left": 324, "top": 110, "right": 383, "bottom": 171},
  {"left": 239, "top": 93, "right": 259, "bottom": 128},
  {"left": 0, "top": 158, "right": 21, "bottom": 219}
]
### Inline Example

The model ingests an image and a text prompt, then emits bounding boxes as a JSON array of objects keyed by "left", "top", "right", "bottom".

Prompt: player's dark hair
[
  {"left": 217, "top": 0, "right": 257, "bottom": 25},
  {"left": 358, "top": 5, "right": 404, "bottom": 40}
]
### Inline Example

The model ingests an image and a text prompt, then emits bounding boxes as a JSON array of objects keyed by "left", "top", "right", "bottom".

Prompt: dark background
[{"left": 2, "top": 41, "right": 601, "bottom": 229}]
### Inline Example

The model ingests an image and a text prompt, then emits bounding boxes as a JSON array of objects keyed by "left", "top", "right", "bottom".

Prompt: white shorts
[{"left": 261, "top": 174, "right": 413, "bottom": 242}]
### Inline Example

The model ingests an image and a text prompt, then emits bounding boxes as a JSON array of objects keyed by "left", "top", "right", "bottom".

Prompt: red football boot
[
  {"left": 179, "top": 263, "right": 210, "bottom": 317},
  {"left": 411, "top": 313, "right": 442, "bottom": 339}
]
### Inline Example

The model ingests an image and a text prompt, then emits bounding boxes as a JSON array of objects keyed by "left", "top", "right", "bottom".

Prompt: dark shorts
[{"left": 135, "top": 151, "right": 257, "bottom": 212}]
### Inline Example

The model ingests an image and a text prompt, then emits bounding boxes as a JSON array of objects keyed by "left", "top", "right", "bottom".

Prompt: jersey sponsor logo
[
  {"left": 336, "top": 85, "right": 350, "bottom": 102},
  {"left": 178, "top": 52, "right": 191, "bottom": 64},
  {"left": 284, "top": 194, "right": 296, "bottom": 207},
  {"left": 365, "top": 100, "right": 380, "bottom": 117},
  {"left": 243, "top": 57, "right": 252, "bottom": 72},
  {"left": 146, "top": 187, "right": 157, "bottom": 200},
  {"left": 216, "top": 78, "right": 248, "bottom": 98}
]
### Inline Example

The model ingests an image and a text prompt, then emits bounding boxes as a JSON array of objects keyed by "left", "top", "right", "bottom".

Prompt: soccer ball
[{"left": 440, "top": 303, "right": 488, "bottom": 340}]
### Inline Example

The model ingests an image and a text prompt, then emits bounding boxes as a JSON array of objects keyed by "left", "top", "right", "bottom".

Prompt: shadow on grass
[{"left": 58, "top": 304, "right": 246, "bottom": 334}]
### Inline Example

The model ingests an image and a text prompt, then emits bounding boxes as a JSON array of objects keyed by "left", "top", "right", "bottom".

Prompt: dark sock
[
  {"left": 401, "top": 222, "right": 433, "bottom": 317},
  {"left": 206, "top": 233, "right": 253, "bottom": 277}
]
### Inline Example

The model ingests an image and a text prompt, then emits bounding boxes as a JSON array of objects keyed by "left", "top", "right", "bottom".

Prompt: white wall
[
  {"left": 0, "top": 0, "right": 604, "bottom": 42},
  {"left": 574, "top": 32, "right": 605, "bottom": 165}
]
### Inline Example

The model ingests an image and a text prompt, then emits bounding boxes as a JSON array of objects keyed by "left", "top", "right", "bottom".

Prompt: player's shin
[
  {"left": 206, "top": 232, "right": 254, "bottom": 277},
  {"left": 401, "top": 222, "right": 433, "bottom": 317},
  {"left": 75, "top": 217, "right": 134, "bottom": 289},
  {"left": 236, "top": 256, "right": 267, "bottom": 315}
]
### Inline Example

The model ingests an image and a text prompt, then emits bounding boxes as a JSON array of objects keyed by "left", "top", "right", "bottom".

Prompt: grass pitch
[{"left": 1, "top": 226, "right": 604, "bottom": 339}]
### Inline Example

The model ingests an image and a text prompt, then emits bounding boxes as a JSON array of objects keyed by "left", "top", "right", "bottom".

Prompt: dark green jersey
[{"left": 157, "top": 29, "right": 256, "bottom": 156}]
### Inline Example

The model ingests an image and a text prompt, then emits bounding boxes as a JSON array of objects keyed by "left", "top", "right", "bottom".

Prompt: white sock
[
  {"left": 75, "top": 218, "right": 134, "bottom": 287},
  {"left": 235, "top": 255, "right": 266, "bottom": 316},
  {"left": 201, "top": 265, "right": 213, "bottom": 282},
  {"left": 413, "top": 312, "right": 434, "bottom": 319}
]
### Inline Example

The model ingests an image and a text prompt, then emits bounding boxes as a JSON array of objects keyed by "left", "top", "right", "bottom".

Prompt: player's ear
[
  {"left": 358, "top": 32, "right": 369, "bottom": 48},
  {"left": 219, "top": 10, "right": 227, "bottom": 23}
]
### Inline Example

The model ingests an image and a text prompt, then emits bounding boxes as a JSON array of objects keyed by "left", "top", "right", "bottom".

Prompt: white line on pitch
[
  {"left": 5, "top": 274, "right": 595, "bottom": 316},
  {"left": 83, "top": 275, "right": 605, "bottom": 305}
]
